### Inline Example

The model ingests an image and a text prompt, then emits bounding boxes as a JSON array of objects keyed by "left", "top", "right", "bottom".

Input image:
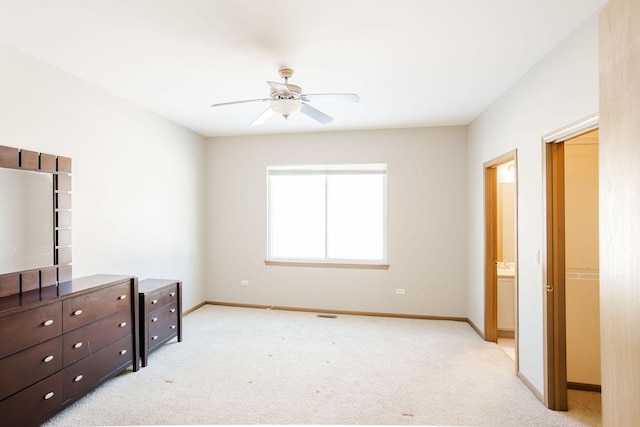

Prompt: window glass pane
[
  {"left": 269, "top": 175, "right": 325, "bottom": 259},
  {"left": 326, "top": 174, "right": 384, "bottom": 260}
]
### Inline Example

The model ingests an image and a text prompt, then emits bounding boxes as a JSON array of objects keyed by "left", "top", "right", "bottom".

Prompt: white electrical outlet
[
  {"left": 240, "top": 280, "right": 249, "bottom": 286},
  {"left": 396, "top": 288, "right": 405, "bottom": 295}
]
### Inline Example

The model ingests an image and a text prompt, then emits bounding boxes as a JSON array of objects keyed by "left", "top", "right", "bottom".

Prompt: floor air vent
[{"left": 317, "top": 314, "right": 337, "bottom": 319}]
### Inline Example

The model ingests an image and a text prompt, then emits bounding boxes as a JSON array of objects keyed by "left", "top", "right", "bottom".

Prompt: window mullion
[{"left": 324, "top": 174, "right": 328, "bottom": 260}]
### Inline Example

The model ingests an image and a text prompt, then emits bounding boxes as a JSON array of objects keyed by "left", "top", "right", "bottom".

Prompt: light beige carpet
[{"left": 43, "top": 305, "right": 601, "bottom": 426}]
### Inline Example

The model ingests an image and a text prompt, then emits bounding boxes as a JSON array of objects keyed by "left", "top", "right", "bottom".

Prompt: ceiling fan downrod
[{"left": 279, "top": 68, "right": 294, "bottom": 84}]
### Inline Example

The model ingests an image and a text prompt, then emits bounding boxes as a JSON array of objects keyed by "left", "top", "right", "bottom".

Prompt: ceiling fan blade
[
  {"left": 300, "top": 103, "right": 333, "bottom": 124},
  {"left": 267, "top": 81, "right": 291, "bottom": 98},
  {"left": 301, "top": 93, "right": 360, "bottom": 103},
  {"left": 251, "top": 107, "right": 275, "bottom": 126},
  {"left": 211, "top": 98, "right": 270, "bottom": 107}
]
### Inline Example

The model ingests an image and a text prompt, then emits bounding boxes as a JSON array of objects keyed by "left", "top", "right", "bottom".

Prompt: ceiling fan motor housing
[{"left": 270, "top": 85, "right": 301, "bottom": 100}]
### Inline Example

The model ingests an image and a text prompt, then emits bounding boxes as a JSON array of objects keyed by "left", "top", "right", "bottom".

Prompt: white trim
[
  {"left": 264, "top": 260, "right": 390, "bottom": 270},
  {"left": 542, "top": 112, "right": 599, "bottom": 143},
  {"left": 268, "top": 163, "right": 387, "bottom": 175}
]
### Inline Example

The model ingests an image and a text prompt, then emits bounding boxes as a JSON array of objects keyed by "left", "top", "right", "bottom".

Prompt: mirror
[{"left": 0, "top": 168, "right": 54, "bottom": 275}]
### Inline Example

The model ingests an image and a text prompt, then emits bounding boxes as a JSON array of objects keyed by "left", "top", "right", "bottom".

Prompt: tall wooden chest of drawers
[
  {"left": 138, "top": 279, "right": 182, "bottom": 367},
  {"left": 0, "top": 274, "right": 139, "bottom": 426}
]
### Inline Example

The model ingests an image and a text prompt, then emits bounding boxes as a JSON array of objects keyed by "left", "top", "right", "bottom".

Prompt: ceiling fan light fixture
[{"left": 271, "top": 98, "right": 301, "bottom": 119}]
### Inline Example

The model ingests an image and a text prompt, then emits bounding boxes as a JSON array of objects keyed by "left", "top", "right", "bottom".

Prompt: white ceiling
[{"left": 0, "top": 0, "right": 606, "bottom": 137}]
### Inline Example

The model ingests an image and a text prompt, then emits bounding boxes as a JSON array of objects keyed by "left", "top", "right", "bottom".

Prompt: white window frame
[{"left": 266, "top": 163, "right": 388, "bottom": 268}]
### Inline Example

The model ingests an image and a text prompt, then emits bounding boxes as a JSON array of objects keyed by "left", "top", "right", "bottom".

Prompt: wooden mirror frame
[{"left": 0, "top": 145, "right": 72, "bottom": 300}]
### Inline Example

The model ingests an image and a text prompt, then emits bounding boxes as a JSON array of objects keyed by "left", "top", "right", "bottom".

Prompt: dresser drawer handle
[
  {"left": 152, "top": 335, "right": 159, "bottom": 340},
  {"left": 151, "top": 317, "right": 158, "bottom": 322},
  {"left": 43, "top": 319, "right": 54, "bottom": 326},
  {"left": 44, "top": 392, "right": 55, "bottom": 400},
  {"left": 119, "top": 322, "right": 127, "bottom": 328},
  {"left": 73, "top": 309, "right": 83, "bottom": 316},
  {"left": 118, "top": 294, "right": 127, "bottom": 300},
  {"left": 119, "top": 349, "right": 127, "bottom": 355},
  {"left": 170, "top": 308, "right": 176, "bottom": 313},
  {"left": 74, "top": 375, "right": 83, "bottom": 382},
  {"left": 170, "top": 325, "right": 176, "bottom": 330},
  {"left": 73, "top": 342, "right": 83, "bottom": 349},
  {"left": 151, "top": 299, "right": 158, "bottom": 305},
  {"left": 170, "top": 292, "right": 176, "bottom": 297},
  {"left": 43, "top": 355, "right": 54, "bottom": 363}
]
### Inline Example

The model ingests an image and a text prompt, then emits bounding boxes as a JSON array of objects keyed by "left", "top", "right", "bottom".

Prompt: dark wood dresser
[
  {"left": 0, "top": 274, "right": 139, "bottom": 426},
  {"left": 138, "top": 279, "right": 182, "bottom": 367}
]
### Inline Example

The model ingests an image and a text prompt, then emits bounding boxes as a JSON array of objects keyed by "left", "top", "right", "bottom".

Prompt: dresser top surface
[
  {"left": 0, "top": 274, "right": 135, "bottom": 315},
  {"left": 138, "top": 278, "right": 180, "bottom": 294},
  {"left": 59, "top": 274, "right": 134, "bottom": 294}
]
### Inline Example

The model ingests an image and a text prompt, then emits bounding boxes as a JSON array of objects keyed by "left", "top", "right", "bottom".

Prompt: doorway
[
  {"left": 484, "top": 150, "right": 518, "bottom": 369},
  {"left": 542, "top": 114, "right": 600, "bottom": 411}
]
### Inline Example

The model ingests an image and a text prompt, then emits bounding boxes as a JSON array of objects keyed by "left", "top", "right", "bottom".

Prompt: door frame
[
  {"left": 484, "top": 150, "right": 519, "bottom": 371},
  {"left": 541, "top": 113, "right": 599, "bottom": 410}
]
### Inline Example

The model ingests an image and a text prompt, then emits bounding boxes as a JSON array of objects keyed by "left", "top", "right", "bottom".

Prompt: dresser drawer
[
  {"left": 63, "top": 335, "right": 133, "bottom": 401},
  {"left": 149, "top": 321, "right": 178, "bottom": 351},
  {"left": 0, "top": 371, "right": 63, "bottom": 426},
  {"left": 0, "top": 337, "right": 63, "bottom": 401},
  {"left": 63, "top": 282, "right": 131, "bottom": 332},
  {"left": 63, "top": 309, "right": 132, "bottom": 367},
  {"left": 148, "top": 302, "right": 178, "bottom": 327},
  {"left": 146, "top": 285, "right": 178, "bottom": 311},
  {"left": 0, "top": 302, "right": 62, "bottom": 359}
]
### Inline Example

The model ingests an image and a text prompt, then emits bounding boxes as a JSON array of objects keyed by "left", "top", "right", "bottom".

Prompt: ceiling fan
[{"left": 210, "top": 68, "right": 359, "bottom": 125}]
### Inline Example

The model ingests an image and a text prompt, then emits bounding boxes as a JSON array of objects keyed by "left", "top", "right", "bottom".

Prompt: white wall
[
  {"left": 205, "top": 127, "right": 468, "bottom": 317},
  {"left": 467, "top": 14, "right": 599, "bottom": 394},
  {"left": 0, "top": 42, "right": 206, "bottom": 311}
]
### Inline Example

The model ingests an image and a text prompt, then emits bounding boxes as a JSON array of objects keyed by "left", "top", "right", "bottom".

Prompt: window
[{"left": 267, "top": 163, "right": 387, "bottom": 265}]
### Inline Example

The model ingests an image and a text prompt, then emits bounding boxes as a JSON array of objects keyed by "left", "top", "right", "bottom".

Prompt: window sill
[{"left": 264, "top": 260, "right": 390, "bottom": 270}]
